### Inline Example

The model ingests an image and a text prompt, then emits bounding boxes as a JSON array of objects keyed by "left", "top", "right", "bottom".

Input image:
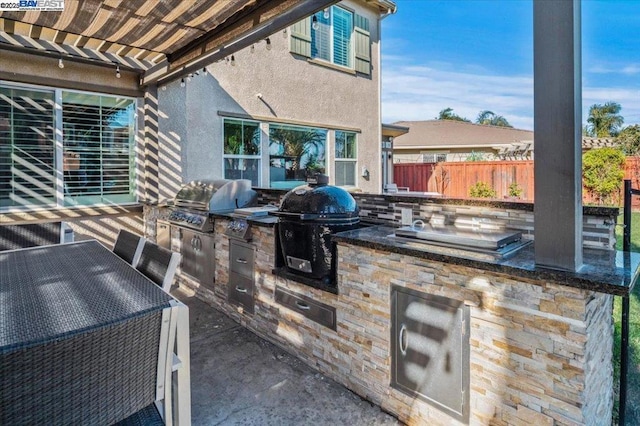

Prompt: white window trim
[
  {"left": 0, "top": 81, "right": 139, "bottom": 212},
  {"left": 312, "top": 5, "right": 354, "bottom": 70},
  {"left": 222, "top": 118, "right": 262, "bottom": 186},
  {"left": 334, "top": 131, "right": 357, "bottom": 187},
  {"left": 267, "top": 122, "right": 328, "bottom": 189}
]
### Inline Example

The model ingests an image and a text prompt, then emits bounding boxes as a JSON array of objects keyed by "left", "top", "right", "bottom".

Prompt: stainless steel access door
[
  {"left": 180, "top": 228, "right": 215, "bottom": 288},
  {"left": 391, "top": 285, "right": 470, "bottom": 423},
  {"left": 157, "top": 220, "right": 171, "bottom": 249}
]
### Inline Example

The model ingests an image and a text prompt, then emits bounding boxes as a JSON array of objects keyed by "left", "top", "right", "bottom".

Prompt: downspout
[{"left": 378, "top": 4, "right": 396, "bottom": 192}]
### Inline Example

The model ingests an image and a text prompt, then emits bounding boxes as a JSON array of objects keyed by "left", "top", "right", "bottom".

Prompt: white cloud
[
  {"left": 382, "top": 61, "right": 534, "bottom": 129},
  {"left": 622, "top": 65, "right": 640, "bottom": 75},
  {"left": 588, "top": 63, "right": 640, "bottom": 75},
  {"left": 583, "top": 87, "right": 640, "bottom": 124},
  {"left": 382, "top": 58, "right": 640, "bottom": 130}
]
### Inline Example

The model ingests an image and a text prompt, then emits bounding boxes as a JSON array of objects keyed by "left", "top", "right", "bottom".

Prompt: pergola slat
[{"left": 0, "top": 0, "right": 346, "bottom": 83}]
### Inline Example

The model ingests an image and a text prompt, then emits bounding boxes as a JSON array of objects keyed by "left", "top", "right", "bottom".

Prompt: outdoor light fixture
[
  {"left": 282, "top": 28, "right": 287, "bottom": 37},
  {"left": 202, "top": 67, "right": 207, "bottom": 74},
  {"left": 115, "top": 64, "right": 121, "bottom": 79},
  {"left": 58, "top": 58, "right": 64, "bottom": 69},
  {"left": 180, "top": 78, "right": 185, "bottom": 87},
  {"left": 161, "top": 85, "right": 167, "bottom": 91},
  {"left": 323, "top": 8, "right": 330, "bottom": 19},
  {"left": 230, "top": 55, "right": 236, "bottom": 66},
  {"left": 265, "top": 38, "right": 271, "bottom": 50},
  {"left": 186, "top": 74, "right": 192, "bottom": 82},
  {"left": 250, "top": 44, "right": 255, "bottom": 53},
  {"left": 312, "top": 15, "right": 319, "bottom": 30}
]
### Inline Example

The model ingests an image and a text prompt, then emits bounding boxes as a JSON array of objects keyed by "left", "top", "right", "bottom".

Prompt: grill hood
[
  {"left": 174, "top": 179, "right": 256, "bottom": 212},
  {"left": 275, "top": 175, "right": 359, "bottom": 220}
]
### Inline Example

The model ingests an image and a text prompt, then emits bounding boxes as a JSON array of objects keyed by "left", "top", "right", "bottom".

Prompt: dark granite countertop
[{"left": 332, "top": 225, "right": 639, "bottom": 296}]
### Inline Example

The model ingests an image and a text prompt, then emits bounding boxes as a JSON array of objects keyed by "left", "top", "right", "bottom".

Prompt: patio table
[{"left": 0, "top": 240, "right": 190, "bottom": 425}]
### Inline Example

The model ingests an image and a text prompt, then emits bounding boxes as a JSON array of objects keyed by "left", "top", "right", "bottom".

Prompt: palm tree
[
  {"left": 269, "top": 127, "right": 326, "bottom": 178},
  {"left": 476, "top": 110, "right": 513, "bottom": 127},
  {"left": 585, "top": 102, "right": 624, "bottom": 137},
  {"left": 436, "top": 107, "right": 470, "bottom": 122}
]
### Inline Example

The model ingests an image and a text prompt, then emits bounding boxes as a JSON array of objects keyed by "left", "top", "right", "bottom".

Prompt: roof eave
[{"left": 370, "top": 0, "right": 397, "bottom": 14}]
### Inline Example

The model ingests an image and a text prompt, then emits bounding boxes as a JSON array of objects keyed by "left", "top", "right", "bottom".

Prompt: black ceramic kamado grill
[{"left": 272, "top": 174, "right": 360, "bottom": 291}]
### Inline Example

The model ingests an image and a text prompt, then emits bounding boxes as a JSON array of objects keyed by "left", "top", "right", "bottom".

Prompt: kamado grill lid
[{"left": 277, "top": 174, "right": 359, "bottom": 219}]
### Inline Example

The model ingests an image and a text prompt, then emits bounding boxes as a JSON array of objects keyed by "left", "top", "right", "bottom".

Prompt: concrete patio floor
[{"left": 173, "top": 287, "right": 400, "bottom": 425}]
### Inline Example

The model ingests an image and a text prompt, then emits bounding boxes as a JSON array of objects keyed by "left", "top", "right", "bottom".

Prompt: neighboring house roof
[
  {"left": 392, "top": 120, "right": 618, "bottom": 150},
  {"left": 392, "top": 120, "right": 534, "bottom": 150}
]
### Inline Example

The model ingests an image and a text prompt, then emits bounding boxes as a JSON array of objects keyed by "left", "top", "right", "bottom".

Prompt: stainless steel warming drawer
[
  {"left": 228, "top": 240, "right": 255, "bottom": 314},
  {"left": 275, "top": 287, "right": 336, "bottom": 330},
  {"left": 229, "top": 243, "right": 254, "bottom": 279}
]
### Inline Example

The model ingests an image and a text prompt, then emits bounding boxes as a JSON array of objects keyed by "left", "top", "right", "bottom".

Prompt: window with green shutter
[{"left": 290, "top": 6, "right": 371, "bottom": 75}]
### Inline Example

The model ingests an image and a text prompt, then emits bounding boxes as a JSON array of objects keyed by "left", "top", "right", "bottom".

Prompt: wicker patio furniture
[
  {"left": 0, "top": 240, "right": 191, "bottom": 425},
  {"left": 136, "top": 241, "right": 181, "bottom": 292},
  {"left": 113, "top": 229, "right": 146, "bottom": 266}
]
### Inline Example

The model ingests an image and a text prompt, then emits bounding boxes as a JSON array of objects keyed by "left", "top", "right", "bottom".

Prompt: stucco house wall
[{"left": 157, "top": 0, "right": 384, "bottom": 196}]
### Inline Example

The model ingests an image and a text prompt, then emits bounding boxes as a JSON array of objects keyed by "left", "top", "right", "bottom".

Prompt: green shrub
[
  {"left": 469, "top": 181, "right": 497, "bottom": 198},
  {"left": 508, "top": 182, "right": 523, "bottom": 198},
  {"left": 466, "top": 151, "right": 485, "bottom": 162},
  {"left": 582, "top": 147, "right": 626, "bottom": 205}
]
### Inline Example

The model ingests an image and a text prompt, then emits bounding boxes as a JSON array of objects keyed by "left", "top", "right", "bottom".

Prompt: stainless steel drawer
[
  {"left": 275, "top": 287, "right": 336, "bottom": 330},
  {"left": 228, "top": 272, "right": 254, "bottom": 314},
  {"left": 230, "top": 241, "right": 254, "bottom": 279}
]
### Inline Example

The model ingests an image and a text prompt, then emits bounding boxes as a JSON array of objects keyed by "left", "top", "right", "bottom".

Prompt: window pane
[
  {"left": 0, "top": 86, "right": 56, "bottom": 208},
  {"left": 332, "top": 7, "right": 353, "bottom": 67},
  {"left": 311, "top": 11, "right": 331, "bottom": 61},
  {"left": 223, "top": 119, "right": 260, "bottom": 155},
  {"left": 224, "top": 158, "right": 260, "bottom": 186},
  {"left": 335, "top": 161, "right": 356, "bottom": 186},
  {"left": 62, "top": 92, "right": 136, "bottom": 206},
  {"left": 335, "top": 131, "right": 356, "bottom": 159},
  {"left": 269, "top": 124, "right": 326, "bottom": 189}
]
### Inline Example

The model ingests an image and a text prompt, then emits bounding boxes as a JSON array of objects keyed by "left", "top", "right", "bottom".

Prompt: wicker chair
[
  {"left": 136, "top": 242, "right": 181, "bottom": 292},
  {"left": 0, "top": 222, "right": 63, "bottom": 251},
  {"left": 113, "top": 229, "right": 146, "bottom": 266}
]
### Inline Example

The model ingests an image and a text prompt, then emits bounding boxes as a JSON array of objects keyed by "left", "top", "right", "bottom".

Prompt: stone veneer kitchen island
[{"left": 150, "top": 196, "right": 638, "bottom": 425}]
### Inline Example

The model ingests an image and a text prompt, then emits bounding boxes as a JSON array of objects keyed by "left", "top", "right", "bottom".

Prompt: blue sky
[{"left": 381, "top": 0, "right": 640, "bottom": 130}]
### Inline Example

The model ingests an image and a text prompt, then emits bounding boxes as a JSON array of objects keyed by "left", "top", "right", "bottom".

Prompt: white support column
[{"left": 533, "top": 0, "right": 583, "bottom": 271}]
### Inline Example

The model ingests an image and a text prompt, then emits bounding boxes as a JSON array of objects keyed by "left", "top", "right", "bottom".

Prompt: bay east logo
[
  {"left": 0, "top": 0, "right": 65, "bottom": 11},
  {"left": 20, "top": 0, "right": 64, "bottom": 9}
]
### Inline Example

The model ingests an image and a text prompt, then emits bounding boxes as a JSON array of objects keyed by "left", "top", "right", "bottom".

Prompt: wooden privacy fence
[{"left": 394, "top": 157, "right": 640, "bottom": 207}]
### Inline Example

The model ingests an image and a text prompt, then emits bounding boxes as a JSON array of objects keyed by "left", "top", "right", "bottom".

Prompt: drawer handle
[
  {"left": 399, "top": 323, "right": 408, "bottom": 355},
  {"left": 236, "top": 258, "right": 248, "bottom": 264},
  {"left": 235, "top": 286, "right": 248, "bottom": 293},
  {"left": 295, "top": 300, "right": 311, "bottom": 311}
]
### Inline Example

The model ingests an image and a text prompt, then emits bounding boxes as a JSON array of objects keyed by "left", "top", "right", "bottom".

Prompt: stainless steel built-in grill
[
  {"left": 168, "top": 180, "right": 257, "bottom": 232},
  {"left": 394, "top": 219, "right": 531, "bottom": 260},
  {"left": 166, "top": 179, "right": 257, "bottom": 286}
]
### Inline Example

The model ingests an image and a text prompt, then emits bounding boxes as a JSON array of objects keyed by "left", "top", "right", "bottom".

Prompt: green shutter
[
  {"left": 354, "top": 14, "right": 370, "bottom": 75},
  {"left": 290, "top": 17, "right": 311, "bottom": 57}
]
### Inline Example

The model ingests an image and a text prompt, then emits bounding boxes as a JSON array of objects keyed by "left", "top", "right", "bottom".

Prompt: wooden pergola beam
[{"left": 142, "top": 0, "right": 339, "bottom": 87}]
